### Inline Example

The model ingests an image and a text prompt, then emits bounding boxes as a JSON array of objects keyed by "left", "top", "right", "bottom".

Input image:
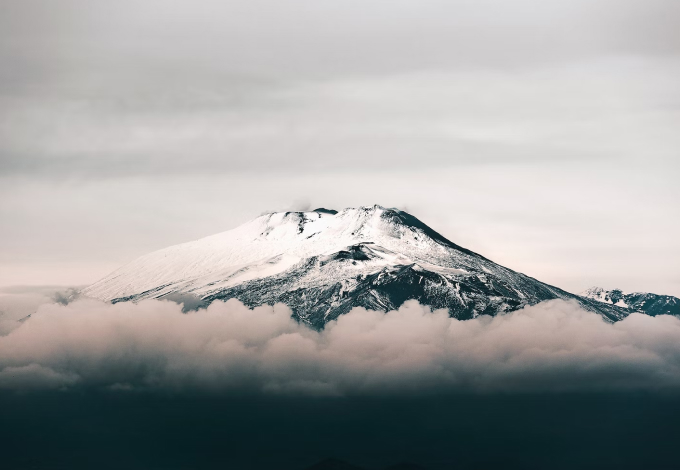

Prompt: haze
[{"left": 1, "top": 0, "right": 679, "bottom": 295}]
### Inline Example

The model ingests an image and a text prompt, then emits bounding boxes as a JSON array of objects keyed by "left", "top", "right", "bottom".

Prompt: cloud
[
  {"left": 2, "top": 57, "right": 678, "bottom": 179},
  {"left": 0, "top": 286, "right": 79, "bottom": 334},
  {"left": 1, "top": 1, "right": 679, "bottom": 179},
  {"left": 1, "top": 297, "right": 680, "bottom": 394},
  {"left": 0, "top": 364, "right": 79, "bottom": 390},
  {"left": 287, "top": 198, "right": 312, "bottom": 212},
  {"left": 158, "top": 292, "right": 207, "bottom": 312}
]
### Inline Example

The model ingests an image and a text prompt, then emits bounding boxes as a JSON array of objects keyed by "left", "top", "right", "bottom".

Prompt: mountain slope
[
  {"left": 82, "top": 205, "right": 629, "bottom": 327},
  {"left": 581, "top": 287, "right": 680, "bottom": 317}
]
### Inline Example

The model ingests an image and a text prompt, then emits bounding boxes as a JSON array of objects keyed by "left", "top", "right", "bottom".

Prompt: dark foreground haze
[{"left": 2, "top": 392, "right": 679, "bottom": 470}]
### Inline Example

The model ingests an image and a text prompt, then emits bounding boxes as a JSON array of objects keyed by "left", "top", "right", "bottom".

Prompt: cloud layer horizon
[{"left": 2, "top": 294, "right": 680, "bottom": 394}]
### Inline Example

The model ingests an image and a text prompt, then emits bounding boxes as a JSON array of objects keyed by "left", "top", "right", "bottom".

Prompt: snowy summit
[{"left": 84, "top": 205, "right": 636, "bottom": 326}]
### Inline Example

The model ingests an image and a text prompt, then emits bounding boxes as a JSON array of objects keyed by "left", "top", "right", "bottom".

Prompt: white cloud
[
  {"left": 1, "top": 297, "right": 680, "bottom": 394},
  {"left": 3, "top": 57, "right": 678, "bottom": 177}
]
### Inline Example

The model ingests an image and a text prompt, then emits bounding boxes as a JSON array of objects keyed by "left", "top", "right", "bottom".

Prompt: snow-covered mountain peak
[
  {"left": 82, "top": 206, "right": 637, "bottom": 326},
  {"left": 581, "top": 287, "right": 680, "bottom": 317},
  {"left": 81, "top": 205, "right": 461, "bottom": 303},
  {"left": 581, "top": 287, "right": 627, "bottom": 305},
  {"left": 230, "top": 205, "right": 452, "bottom": 250}
]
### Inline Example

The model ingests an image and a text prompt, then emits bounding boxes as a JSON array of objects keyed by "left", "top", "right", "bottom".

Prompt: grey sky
[{"left": 0, "top": 0, "right": 678, "bottom": 295}]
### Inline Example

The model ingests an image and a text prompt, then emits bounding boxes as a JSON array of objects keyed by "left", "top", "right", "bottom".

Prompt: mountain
[
  {"left": 581, "top": 287, "right": 680, "bottom": 317},
  {"left": 82, "top": 205, "right": 630, "bottom": 327}
]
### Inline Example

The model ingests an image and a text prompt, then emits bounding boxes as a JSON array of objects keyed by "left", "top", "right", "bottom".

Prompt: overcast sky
[{"left": 1, "top": 0, "right": 678, "bottom": 295}]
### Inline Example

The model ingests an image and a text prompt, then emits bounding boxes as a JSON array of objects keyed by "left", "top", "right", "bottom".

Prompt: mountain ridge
[
  {"left": 581, "top": 286, "right": 679, "bottom": 317},
  {"left": 82, "top": 205, "right": 633, "bottom": 327}
]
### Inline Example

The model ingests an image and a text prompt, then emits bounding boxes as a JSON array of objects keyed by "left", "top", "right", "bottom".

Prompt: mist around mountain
[{"left": 82, "top": 205, "right": 636, "bottom": 327}]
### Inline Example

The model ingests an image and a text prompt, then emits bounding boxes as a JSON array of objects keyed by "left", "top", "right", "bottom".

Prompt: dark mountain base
[{"left": 2, "top": 392, "right": 679, "bottom": 470}]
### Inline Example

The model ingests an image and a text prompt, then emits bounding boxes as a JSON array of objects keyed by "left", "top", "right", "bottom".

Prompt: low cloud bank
[
  {"left": 1, "top": 297, "right": 680, "bottom": 394},
  {"left": 0, "top": 286, "right": 79, "bottom": 335}
]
